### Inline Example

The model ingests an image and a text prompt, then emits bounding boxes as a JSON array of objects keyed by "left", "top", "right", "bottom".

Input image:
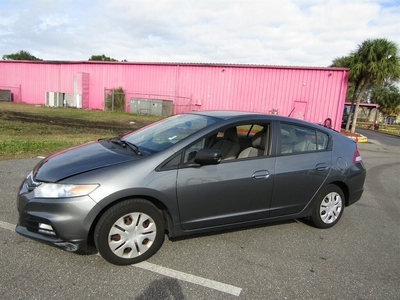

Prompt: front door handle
[
  {"left": 252, "top": 170, "right": 270, "bottom": 180},
  {"left": 315, "top": 163, "right": 329, "bottom": 171}
]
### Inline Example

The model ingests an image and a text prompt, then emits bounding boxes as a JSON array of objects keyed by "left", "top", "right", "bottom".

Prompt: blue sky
[{"left": 1, "top": 0, "right": 399, "bottom": 67}]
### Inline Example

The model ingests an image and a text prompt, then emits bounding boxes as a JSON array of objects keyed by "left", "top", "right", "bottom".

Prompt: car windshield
[{"left": 122, "top": 113, "right": 219, "bottom": 154}]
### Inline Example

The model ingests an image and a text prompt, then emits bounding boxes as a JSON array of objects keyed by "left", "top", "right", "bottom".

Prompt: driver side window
[
  {"left": 182, "top": 123, "right": 270, "bottom": 164},
  {"left": 183, "top": 139, "right": 205, "bottom": 163}
]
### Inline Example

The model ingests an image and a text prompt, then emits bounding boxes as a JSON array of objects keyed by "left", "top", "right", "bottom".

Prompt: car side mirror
[{"left": 194, "top": 149, "right": 222, "bottom": 165}]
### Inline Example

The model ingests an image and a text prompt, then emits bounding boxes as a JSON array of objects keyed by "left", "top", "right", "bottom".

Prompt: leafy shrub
[{"left": 105, "top": 87, "right": 125, "bottom": 112}]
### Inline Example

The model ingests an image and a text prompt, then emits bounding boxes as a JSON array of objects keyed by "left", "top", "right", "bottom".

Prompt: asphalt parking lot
[{"left": 1, "top": 130, "right": 399, "bottom": 300}]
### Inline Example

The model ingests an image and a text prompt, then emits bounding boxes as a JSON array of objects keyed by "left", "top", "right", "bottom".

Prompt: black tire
[
  {"left": 310, "top": 185, "right": 345, "bottom": 229},
  {"left": 94, "top": 199, "right": 165, "bottom": 265}
]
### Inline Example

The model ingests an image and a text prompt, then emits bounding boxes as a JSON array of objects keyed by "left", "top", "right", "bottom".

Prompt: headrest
[
  {"left": 224, "top": 127, "right": 239, "bottom": 143},
  {"left": 251, "top": 131, "right": 265, "bottom": 149}
]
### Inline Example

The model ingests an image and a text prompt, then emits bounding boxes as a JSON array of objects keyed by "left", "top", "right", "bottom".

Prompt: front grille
[{"left": 25, "top": 215, "right": 39, "bottom": 233}]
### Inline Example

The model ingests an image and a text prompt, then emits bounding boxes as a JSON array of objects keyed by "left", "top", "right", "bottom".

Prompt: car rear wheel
[
  {"left": 311, "top": 185, "right": 344, "bottom": 229},
  {"left": 94, "top": 199, "right": 165, "bottom": 265}
]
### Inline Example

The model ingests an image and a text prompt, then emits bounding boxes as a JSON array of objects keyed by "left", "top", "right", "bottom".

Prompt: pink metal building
[{"left": 0, "top": 60, "right": 348, "bottom": 131}]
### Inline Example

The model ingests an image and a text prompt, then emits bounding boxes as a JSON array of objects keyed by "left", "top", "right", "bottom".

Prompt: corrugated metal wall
[{"left": 0, "top": 61, "right": 348, "bottom": 131}]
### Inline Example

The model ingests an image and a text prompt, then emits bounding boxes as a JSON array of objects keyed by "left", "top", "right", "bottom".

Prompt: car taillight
[{"left": 353, "top": 148, "right": 362, "bottom": 163}]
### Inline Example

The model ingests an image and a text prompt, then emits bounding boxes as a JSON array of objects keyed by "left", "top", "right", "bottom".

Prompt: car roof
[
  {"left": 187, "top": 110, "right": 339, "bottom": 133},
  {"left": 188, "top": 110, "right": 268, "bottom": 120},
  {"left": 187, "top": 110, "right": 302, "bottom": 123}
]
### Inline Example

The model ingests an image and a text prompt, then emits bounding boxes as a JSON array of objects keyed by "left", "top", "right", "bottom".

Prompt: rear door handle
[
  {"left": 252, "top": 170, "right": 270, "bottom": 180},
  {"left": 315, "top": 163, "right": 329, "bottom": 171}
]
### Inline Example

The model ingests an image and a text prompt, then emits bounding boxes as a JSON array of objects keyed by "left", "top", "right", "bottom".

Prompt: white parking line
[
  {"left": 135, "top": 261, "right": 242, "bottom": 297},
  {"left": 0, "top": 220, "right": 242, "bottom": 297},
  {"left": 0, "top": 220, "right": 15, "bottom": 231}
]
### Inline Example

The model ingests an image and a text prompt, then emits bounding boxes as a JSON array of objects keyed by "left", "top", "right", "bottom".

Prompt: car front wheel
[
  {"left": 94, "top": 199, "right": 165, "bottom": 265},
  {"left": 311, "top": 185, "right": 344, "bottom": 229}
]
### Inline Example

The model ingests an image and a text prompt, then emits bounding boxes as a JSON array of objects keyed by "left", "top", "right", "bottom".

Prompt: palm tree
[
  {"left": 332, "top": 38, "right": 400, "bottom": 132},
  {"left": 348, "top": 38, "right": 400, "bottom": 133}
]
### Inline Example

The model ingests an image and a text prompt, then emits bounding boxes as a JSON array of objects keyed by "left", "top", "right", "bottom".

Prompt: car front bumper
[{"left": 16, "top": 187, "right": 102, "bottom": 253}]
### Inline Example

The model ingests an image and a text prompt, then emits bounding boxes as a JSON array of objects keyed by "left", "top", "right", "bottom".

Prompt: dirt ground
[{"left": 2, "top": 110, "right": 152, "bottom": 134}]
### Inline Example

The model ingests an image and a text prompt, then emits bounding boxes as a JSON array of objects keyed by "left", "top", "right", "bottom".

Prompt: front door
[{"left": 177, "top": 157, "right": 275, "bottom": 230}]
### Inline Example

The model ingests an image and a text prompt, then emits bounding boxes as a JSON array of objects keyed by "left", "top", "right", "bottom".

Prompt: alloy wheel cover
[
  {"left": 319, "top": 192, "right": 343, "bottom": 224},
  {"left": 107, "top": 212, "right": 157, "bottom": 258}
]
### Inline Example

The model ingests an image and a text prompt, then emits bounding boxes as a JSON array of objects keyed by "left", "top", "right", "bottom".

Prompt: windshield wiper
[
  {"left": 110, "top": 137, "right": 142, "bottom": 156},
  {"left": 123, "top": 140, "right": 142, "bottom": 156}
]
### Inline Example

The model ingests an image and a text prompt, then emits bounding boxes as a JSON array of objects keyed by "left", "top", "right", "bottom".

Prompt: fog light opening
[{"left": 38, "top": 223, "right": 56, "bottom": 236}]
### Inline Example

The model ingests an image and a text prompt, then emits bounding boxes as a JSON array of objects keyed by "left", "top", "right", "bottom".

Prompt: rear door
[{"left": 270, "top": 122, "right": 332, "bottom": 217}]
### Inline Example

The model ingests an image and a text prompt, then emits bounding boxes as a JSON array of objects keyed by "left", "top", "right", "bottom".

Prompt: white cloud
[{"left": 1, "top": 0, "right": 399, "bottom": 66}]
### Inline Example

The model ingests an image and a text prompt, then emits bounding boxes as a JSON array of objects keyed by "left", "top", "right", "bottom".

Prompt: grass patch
[
  {"left": 357, "top": 121, "right": 400, "bottom": 136},
  {"left": 0, "top": 102, "right": 162, "bottom": 160}
]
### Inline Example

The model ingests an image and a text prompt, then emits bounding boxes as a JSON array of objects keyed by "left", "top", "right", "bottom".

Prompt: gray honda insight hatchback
[{"left": 16, "top": 111, "right": 366, "bottom": 265}]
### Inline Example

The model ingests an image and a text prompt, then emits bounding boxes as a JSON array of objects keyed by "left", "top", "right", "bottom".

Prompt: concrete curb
[
  {"left": 341, "top": 129, "right": 368, "bottom": 143},
  {"left": 347, "top": 134, "right": 368, "bottom": 143}
]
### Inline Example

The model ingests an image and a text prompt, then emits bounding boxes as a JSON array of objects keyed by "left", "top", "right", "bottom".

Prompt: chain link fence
[
  {"left": 104, "top": 87, "right": 126, "bottom": 111},
  {"left": 104, "top": 88, "right": 194, "bottom": 115}
]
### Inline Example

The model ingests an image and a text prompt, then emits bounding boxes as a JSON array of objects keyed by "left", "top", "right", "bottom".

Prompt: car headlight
[{"left": 34, "top": 183, "right": 99, "bottom": 198}]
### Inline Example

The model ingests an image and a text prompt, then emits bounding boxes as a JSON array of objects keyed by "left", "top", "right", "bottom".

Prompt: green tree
[
  {"left": 331, "top": 56, "right": 354, "bottom": 101},
  {"left": 2, "top": 50, "right": 42, "bottom": 61},
  {"left": 89, "top": 54, "right": 118, "bottom": 61},
  {"left": 371, "top": 83, "right": 400, "bottom": 124},
  {"left": 331, "top": 38, "right": 400, "bottom": 133}
]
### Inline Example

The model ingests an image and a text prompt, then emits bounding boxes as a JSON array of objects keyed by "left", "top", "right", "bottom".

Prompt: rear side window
[{"left": 280, "top": 123, "right": 329, "bottom": 154}]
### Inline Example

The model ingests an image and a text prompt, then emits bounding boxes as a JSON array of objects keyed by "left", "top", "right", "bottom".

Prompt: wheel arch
[
  {"left": 86, "top": 194, "right": 174, "bottom": 248},
  {"left": 325, "top": 181, "right": 350, "bottom": 206}
]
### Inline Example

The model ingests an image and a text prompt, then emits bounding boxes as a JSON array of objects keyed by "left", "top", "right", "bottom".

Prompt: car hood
[{"left": 33, "top": 141, "right": 139, "bottom": 182}]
